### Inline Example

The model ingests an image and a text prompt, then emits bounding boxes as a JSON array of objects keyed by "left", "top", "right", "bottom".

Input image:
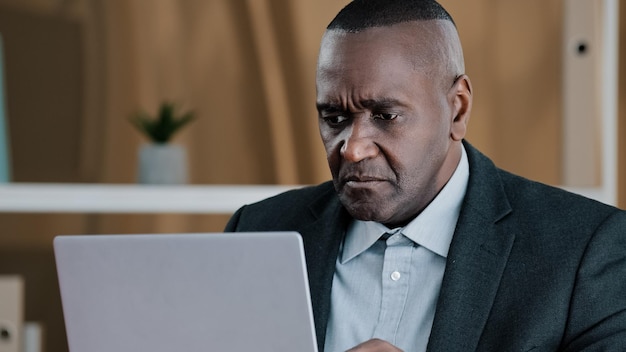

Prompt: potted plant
[{"left": 130, "top": 102, "right": 195, "bottom": 184}]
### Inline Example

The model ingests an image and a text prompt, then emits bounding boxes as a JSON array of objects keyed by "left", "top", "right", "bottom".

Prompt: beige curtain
[
  {"left": 81, "top": 0, "right": 346, "bottom": 186},
  {"left": 84, "top": 0, "right": 565, "bottom": 187},
  {"left": 73, "top": 0, "right": 350, "bottom": 235},
  {"left": 0, "top": 0, "right": 352, "bottom": 243}
]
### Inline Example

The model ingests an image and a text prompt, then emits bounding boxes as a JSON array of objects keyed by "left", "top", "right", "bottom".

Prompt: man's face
[{"left": 316, "top": 22, "right": 470, "bottom": 228}]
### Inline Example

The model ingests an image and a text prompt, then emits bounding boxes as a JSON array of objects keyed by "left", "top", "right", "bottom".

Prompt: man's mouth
[{"left": 342, "top": 175, "right": 387, "bottom": 186}]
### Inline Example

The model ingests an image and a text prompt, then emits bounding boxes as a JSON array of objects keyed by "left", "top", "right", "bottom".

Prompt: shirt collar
[{"left": 341, "top": 145, "right": 470, "bottom": 263}]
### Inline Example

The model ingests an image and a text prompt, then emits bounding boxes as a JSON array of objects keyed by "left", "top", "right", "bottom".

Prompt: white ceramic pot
[{"left": 138, "top": 143, "right": 188, "bottom": 184}]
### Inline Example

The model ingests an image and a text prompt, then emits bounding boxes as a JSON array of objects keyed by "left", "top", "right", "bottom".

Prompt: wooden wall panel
[{"left": 0, "top": 6, "right": 84, "bottom": 182}]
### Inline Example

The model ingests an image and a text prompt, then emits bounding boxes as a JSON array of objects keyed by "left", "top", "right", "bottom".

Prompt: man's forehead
[
  {"left": 320, "top": 20, "right": 453, "bottom": 48},
  {"left": 318, "top": 20, "right": 453, "bottom": 65},
  {"left": 317, "top": 20, "right": 462, "bottom": 86}
]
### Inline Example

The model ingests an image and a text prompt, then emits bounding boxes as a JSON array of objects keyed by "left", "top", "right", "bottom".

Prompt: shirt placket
[{"left": 372, "top": 234, "right": 414, "bottom": 344}]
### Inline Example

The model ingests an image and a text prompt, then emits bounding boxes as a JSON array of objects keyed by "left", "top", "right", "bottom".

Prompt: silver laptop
[{"left": 54, "top": 232, "right": 318, "bottom": 352}]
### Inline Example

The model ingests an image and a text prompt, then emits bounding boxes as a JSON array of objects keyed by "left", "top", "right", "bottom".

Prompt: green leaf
[{"left": 128, "top": 102, "right": 196, "bottom": 143}]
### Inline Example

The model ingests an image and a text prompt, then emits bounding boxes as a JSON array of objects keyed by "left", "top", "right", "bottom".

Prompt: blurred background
[{"left": 0, "top": 0, "right": 624, "bottom": 351}]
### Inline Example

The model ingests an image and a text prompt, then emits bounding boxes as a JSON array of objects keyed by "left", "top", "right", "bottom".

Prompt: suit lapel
[
  {"left": 298, "top": 187, "right": 350, "bottom": 351},
  {"left": 427, "top": 143, "right": 516, "bottom": 351}
]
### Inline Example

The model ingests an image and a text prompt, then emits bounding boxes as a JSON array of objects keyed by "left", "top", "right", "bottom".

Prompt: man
[{"left": 225, "top": 0, "right": 626, "bottom": 351}]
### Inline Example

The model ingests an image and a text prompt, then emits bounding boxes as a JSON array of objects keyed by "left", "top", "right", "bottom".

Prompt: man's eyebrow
[
  {"left": 316, "top": 102, "right": 342, "bottom": 113},
  {"left": 360, "top": 98, "right": 405, "bottom": 110},
  {"left": 316, "top": 98, "right": 406, "bottom": 112}
]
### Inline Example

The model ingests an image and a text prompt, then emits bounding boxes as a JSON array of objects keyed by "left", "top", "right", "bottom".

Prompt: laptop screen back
[{"left": 54, "top": 232, "right": 318, "bottom": 352}]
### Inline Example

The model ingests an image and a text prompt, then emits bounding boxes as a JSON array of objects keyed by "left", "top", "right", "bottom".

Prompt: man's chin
[{"left": 340, "top": 197, "right": 391, "bottom": 224}]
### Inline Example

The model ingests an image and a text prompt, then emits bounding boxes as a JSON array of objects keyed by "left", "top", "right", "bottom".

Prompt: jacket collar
[
  {"left": 299, "top": 184, "right": 350, "bottom": 350},
  {"left": 427, "top": 141, "right": 516, "bottom": 351}
]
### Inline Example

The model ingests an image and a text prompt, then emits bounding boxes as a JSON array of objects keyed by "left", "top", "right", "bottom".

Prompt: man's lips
[{"left": 341, "top": 175, "right": 388, "bottom": 185}]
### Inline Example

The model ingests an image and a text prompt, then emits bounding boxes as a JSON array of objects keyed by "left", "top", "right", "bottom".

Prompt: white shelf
[
  {"left": 0, "top": 183, "right": 612, "bottom": 214},
  {"left": 0, "top": 183, "right": 301, "bottom": 214}
]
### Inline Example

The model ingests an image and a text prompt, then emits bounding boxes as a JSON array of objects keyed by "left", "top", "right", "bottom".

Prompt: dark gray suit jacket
[{"left": 225, "top": 142, "right": 626, "bottom": 351}]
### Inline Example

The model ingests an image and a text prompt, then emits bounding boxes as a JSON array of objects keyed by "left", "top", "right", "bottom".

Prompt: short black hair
[{"left": 327, "top": 0, "right": 455, "bottom": 32}]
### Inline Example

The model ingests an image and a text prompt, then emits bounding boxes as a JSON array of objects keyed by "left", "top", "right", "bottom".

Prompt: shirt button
[{"left": 390, "top": 271, "right": 401, "bottom": 281}]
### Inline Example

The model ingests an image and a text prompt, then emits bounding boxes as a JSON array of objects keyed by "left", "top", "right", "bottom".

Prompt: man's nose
[{"left": 340, "top": 121, "right": 378, "bottom": 162}]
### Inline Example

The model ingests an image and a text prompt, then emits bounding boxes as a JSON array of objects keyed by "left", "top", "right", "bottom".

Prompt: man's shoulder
[
  {"left": 494, "top": 167, "right": 626, "bottom": 240},
  {"left": 465, "top": 142, "right": 616, "bottom": 211},
  {"left": 498, "top": 168, "right": 616, "bottom": 213},
  {"left": 464, "top": 141, "right": 622, "bottom": 226}
]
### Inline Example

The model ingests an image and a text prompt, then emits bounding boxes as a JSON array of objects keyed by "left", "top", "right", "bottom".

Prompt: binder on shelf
[{"left": 0, "top": 275, "right": 23, "bottom": 352}]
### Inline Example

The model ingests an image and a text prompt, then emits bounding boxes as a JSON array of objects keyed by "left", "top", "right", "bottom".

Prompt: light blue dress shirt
[{"left": 324, "top": 146, "right": 469, "bottom": 352}]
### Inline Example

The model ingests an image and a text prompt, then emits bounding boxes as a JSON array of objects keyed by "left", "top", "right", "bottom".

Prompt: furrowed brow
[
  {"left": 316, "top": 98, "right": 406, "bottom": 114},
  {"left": 360, "top": 98, "right": 405, "bottom": 110},
  {"left": 316, "top": 102, "right": 342, "bottom": 113}
]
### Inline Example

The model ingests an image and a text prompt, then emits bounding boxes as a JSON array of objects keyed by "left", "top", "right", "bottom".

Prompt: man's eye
[
  {"left": 324, "top": 115, "right": 349, "bottom": 125},
  {"left": 371, "top": 113, "right": 398, "bottom": 121}
]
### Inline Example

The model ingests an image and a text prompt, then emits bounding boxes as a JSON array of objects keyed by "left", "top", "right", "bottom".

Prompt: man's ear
[{"left": 450, "top": 74, "right": 472, "bottom": 141}]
